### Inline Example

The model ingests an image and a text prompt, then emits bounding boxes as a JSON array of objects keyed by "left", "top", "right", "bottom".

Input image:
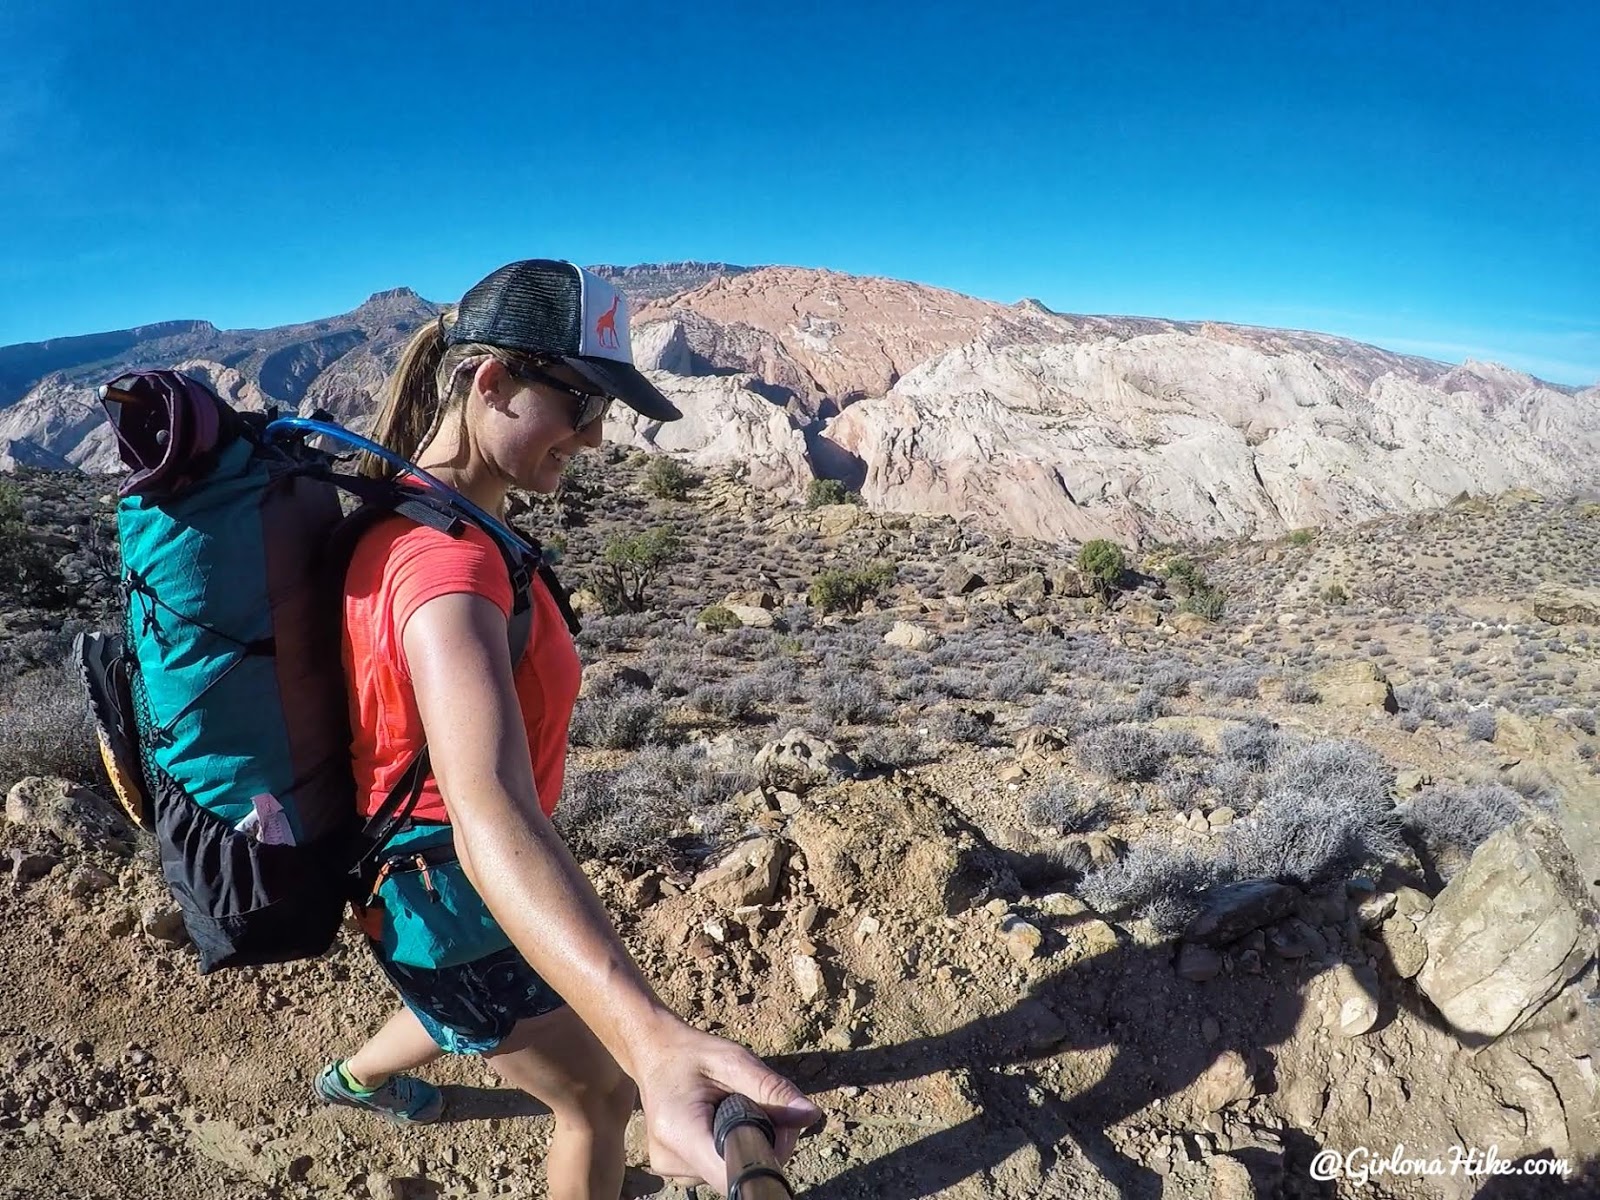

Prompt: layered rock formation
[{"left": 4, "top": 263, "right": 1595, "bottom": 544}]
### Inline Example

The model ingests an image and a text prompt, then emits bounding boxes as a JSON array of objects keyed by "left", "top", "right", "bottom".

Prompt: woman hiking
[{"left": 313, "top": 259, "right": 818, "bottom": 1197}]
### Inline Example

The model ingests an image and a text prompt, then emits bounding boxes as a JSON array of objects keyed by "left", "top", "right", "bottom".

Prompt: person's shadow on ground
[{"left": 768, "top": 906, "right": 1365, "bottom": 1200}]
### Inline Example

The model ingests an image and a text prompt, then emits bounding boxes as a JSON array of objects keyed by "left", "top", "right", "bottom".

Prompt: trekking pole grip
[{"left": 713, "top": 1093, "right": 795, "bottom": 1200}]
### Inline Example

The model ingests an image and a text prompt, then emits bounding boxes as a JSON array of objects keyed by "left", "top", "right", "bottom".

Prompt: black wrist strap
[{"left": 728, "top": 1165, "right": 794, "bottom": 1200}]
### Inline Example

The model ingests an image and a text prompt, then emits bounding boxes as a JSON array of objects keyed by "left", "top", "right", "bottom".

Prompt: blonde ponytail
[
  {"left": 359, "top": 311, "right": 455, "bottom": 480},
  {"left": 358, "top": 307, "right": 547, "bottom": 480}
]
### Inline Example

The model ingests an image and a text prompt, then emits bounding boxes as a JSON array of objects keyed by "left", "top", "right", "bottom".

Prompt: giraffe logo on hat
[{"left": 594, "top": 295, "right": 622, "bottom": 350}]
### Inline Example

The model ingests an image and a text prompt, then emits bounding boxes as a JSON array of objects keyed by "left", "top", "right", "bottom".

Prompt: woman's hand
[{"left": 632, "top": 1016, "right": 821, "bottom": 1192}]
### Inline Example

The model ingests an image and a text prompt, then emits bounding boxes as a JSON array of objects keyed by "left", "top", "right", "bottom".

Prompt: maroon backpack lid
[{"left": 99, "top": 370, "right": 225, "bottom": 499}]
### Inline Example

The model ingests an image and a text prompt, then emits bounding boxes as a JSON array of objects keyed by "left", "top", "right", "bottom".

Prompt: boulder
[
  {"left": 1049, "top": 567, "right": 1093, "bottom": 599},
  {"left": 1192, "top": 1050, "right": 1259, "bottom": 1112},
  {"left": 814, "top": 504, "right": 864, "bottom": 537},
  {"left": 690, "top": 836, "right": 788, "bottom": 909},
  {"left": 753, "top": 730, "right": 858, "bottom": 794},
  {"left": 1002, "top": 572, "right": 1048, "bottom": 603},
  {"left": 1379, "top": 915, "right": 1428, "bottom": 979},
  {"left": 1415, "top": 819, "right": 1596, "bottom": 1039},
  {"left": 1184, "top": 880, "right": 1300, "bottom": 947},
  {"left": 5, "top": 777, "right": 131, "bottom": 851},
  {"left": 724, "top": 605, "right": 776, "bottom": 629},
  {"left": 883, "top": 621, "right": 935, "bottom": 651},
  {"left": 1310, "top": 661, "right": 1397, "bottom": 713},
  {"left": 1531, "top": 583, "right": 1600, "bottom": 625},
  {"left": 724, "top": 590, "right": 776, "bottom": 610},
  {"left": 939, "top": 564, "right": 985, "bottom": 596},
  {"left": 1121, "top": 599, "right": 1162, "bottom": 627}
]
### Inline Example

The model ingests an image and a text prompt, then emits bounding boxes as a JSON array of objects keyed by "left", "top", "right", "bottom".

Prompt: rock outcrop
[{"left": 1415, "top": 819, "right": 1597, "bottom": 1040}]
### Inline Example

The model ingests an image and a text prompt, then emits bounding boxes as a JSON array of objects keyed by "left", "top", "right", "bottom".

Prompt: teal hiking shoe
[{"left": 314, "top": 1061, "right": 445, "bottom": 1125}]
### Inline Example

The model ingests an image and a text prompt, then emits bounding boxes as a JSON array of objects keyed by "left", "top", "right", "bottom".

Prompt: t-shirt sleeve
[{"left": 383, "top": 523, "right": 513, "bottom": 681}]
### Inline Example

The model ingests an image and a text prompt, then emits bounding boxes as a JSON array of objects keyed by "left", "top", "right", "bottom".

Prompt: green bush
[
  {"left": 808, "top": 560, "right": 895, "bottom": 614},
  {"left": 1320, "top": 581, "right": 1350, "bottom": 605},
  {"left": 595, "top": 527, "right": 683, "bottom": 613},
  {"left": 0, "top": 481, "right": 67, "bottom": 609},
  {"left": 1077, "top": 539, "right": 1127, "bottom": 598},
  {"left": 1180, "top": 584, "right": 1227, "bottom": 622},
  {"left": 1288, "top": 528, "right": 1315, "bottom": 547},
  {"left": 1160, "top": 556, "right": 1202, "bottom": 592},
  {"left": 697, "top": 604, "right": 742, "bottom": 632},
  {"left": 642, "top": 456, "right": 695, "bottom": 500},
  {"left": 806, "top": 479, "right": 858, "bottom": 508}
]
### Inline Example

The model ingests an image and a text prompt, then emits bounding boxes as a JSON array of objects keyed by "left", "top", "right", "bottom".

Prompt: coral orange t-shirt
[{"left": 342, "top": 515, "right": 581, "bottom": 824}]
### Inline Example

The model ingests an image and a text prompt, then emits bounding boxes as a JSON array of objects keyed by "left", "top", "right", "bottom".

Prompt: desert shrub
[
  {"left": 1029, "top": 695, "right": 1078, "bottom": 728},
  {"left": 808, "top": 561, "right": 895, "bottom": 614},
  {"left": 0, "top": 620, "right": 98, "bottom": 680},
  {"left": 636, "top": 652, "right": 694, "bottom": 700},
  {"left": 1464, "top": 710, "right": 1498, "bottom": 742},
  {"left": 1567, "top": 710, "right": 1597, "bottom": 736},
  {"left": 688, "top": 677, "right": 770, "bottom": 721},
  {"left": 806, "top": 479, "right": 858, "bottom": 508},
  {"left": 987, "top": 663, "right": 1052, "bottom": 701},
  {"left": 696, "top": 604, "right": 742, "bottom": 633},
  {"left": 1288, "top": 529, "right": 1315, "bottom": 547},
  {"left": 855, "top": 726, "right": 931, "bottom": 769},
  {"left": 1319, "top": 582, "right": 1349, "bottom": 605},
  {"left": 811, "top": 676, "right": 888, "bottom": 726},
  {"left": 0, "top": 663, "right": 102, "bottom": 790},
  {"left": 1220, "top": 721, "right": 1284, "bottom": 771},
  {"left": 1159, "top": 556, "right": 1202, "bottom": 592},
  {"left": 556, "top": 744, "right": 749, "bottom": 867},
  {"left": 1076, "top": 724, "right": 1174, "bottom": 782},
  {"left": 1219, "top": 738, "right": 1401, "bottom": 884},
  {"left": 1144, "top": 667, "right": 1192, "bottom": 698},
  {"left": 1396, "top": 711, "right": 1422, "bottom": 733},
  {"left": 1076, "top": 539, "right": 1127, "bottom": 598},
  {"left": 1077, "top": 841, "right": 1225, "bottom": 935},
  {"left": 923, "top": 706, "right": 992, "bottom": 746},
  {"left": 642, "top": 456, "right": 696, "bottom": 500},
  {"left": 568, "top": 690, "right": 667, "bottom": 749},
  {"left": 1393, "top": 683, "right": 1439, "bottom": 721},
  {"left": 1399, "top": 783, "right": 1527, "bottom": 876},
  {"left": 1206, "top": 665, "right": 1264, "bottom": 700},
  {"left": 1180, "top": 585, "right": 1227, "bottom": 621},
  {"left": 1022, "top": 780, "right": 1110, "bottom": 834},
  {"left": 1280, "top": 677, "right": 1320, "bottom": 704},
  {"left": 0, "top": 484, "right": 68, "bottom": 609},
  {"left": 594, "top": 527, "right": 683, "bottom": 613}
]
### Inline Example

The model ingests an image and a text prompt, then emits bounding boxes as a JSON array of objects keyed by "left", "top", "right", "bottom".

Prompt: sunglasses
[{"left": 513, "top": 363, "right": 614, "bottom": 430}]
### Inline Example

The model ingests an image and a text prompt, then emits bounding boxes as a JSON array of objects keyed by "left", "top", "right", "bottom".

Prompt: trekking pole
[{"left": 714, "top": 1094, "right": 796, "bottom": 1199}]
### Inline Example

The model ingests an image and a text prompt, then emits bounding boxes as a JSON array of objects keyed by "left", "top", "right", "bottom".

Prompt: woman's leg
[
  {"left": 345, "top": 1005, "right": 444, "bottom": 1087},
  {"left": 486, "top": 1007, "right": 637, "bottom": 1200}
]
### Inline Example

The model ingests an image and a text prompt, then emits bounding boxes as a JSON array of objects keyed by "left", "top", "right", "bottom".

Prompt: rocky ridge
[{"left": 3, "top": 264, "right": 1597, "bottom": 548}]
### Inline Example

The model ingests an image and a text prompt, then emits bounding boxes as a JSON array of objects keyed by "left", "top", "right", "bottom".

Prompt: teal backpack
[{"left": 74, "top": 369, "right": 578, "bottom": 973}]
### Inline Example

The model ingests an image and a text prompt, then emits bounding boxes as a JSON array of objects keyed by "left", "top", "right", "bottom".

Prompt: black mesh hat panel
[
  {"left": 445, "top": 258, "right": 683, "bottom": 421},
  {"left": 448, "top": 260, "right": 584, "bottom": 357}
]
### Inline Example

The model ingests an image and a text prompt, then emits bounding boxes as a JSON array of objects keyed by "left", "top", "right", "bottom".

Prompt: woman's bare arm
[{"left": 402, "top": 591, "right": 817, "bottom": 1185}]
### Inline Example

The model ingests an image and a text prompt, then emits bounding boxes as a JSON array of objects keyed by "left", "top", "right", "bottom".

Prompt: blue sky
[{"left": 3, "top": 0, "right": 1596, "bottom": 385}]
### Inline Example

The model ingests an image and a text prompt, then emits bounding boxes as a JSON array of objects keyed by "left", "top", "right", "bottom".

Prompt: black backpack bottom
[{"left": 150, "top": 769, "right": 354, "bottom": 974}]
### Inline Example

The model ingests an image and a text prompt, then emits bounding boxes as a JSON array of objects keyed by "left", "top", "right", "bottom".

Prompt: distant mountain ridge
[{"left": 3, "top": 261, "right": 1595, "bottom": 545}]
